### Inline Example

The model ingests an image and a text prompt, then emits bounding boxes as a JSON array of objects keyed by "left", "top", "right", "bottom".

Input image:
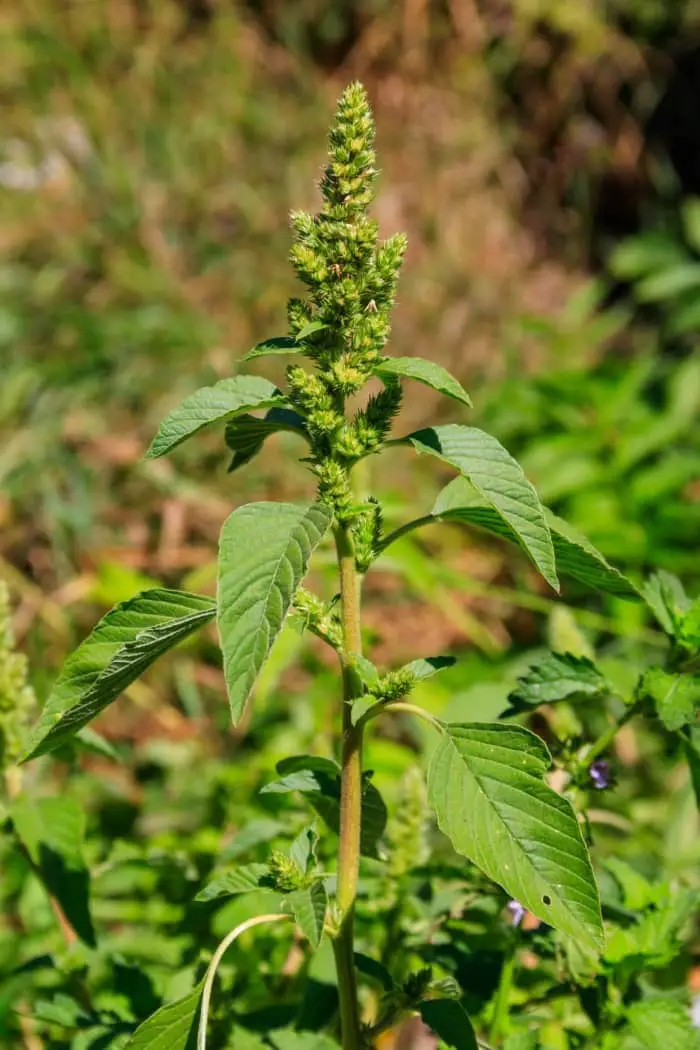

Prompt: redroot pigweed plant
[{"left": 15, "top": 84, "right": 700, "bottom": 1049}]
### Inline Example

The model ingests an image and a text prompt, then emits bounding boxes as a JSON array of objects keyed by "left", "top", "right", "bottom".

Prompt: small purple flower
[
  {"left": 589, "top": 759, "right": 611, "bottom": 790},
  {"left": 506, "top": 899, "right": 525, "bottom": 927}
]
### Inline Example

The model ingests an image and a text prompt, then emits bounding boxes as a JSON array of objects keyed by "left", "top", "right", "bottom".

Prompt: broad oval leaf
[
  {"left": 146, "top": 376, "right": 283, "bottom": 458},
  {"left": 639, "top": 667, "right": 700, "bottom": 731},
  {"left": 22, "top": 590, "right": 216, "bottom": 761},
  {"left": 427, "top": 722, "right": 603, "bottom": 951},
  {"left": 125, "top": 984, "right": 203, "bottom": 1050},
  {"left": 217, "top": 502, "right": 331, "bottom": 723},
  {"left": 431, "top": 477, "right": 638, "bottom": 599},
  {"left": 627, "top": 998, "right": 696, "bottom": 1050},
  {"left": 419, "top": 1000, "right": 478, "bottom": 1050},
  {"left": 243, "top": 322, "right": 327, "bottom": 362},
  {"left": 282, "top": 881, "right": 327, "bottom": 947},
  {"left": 195, "top": 864, "right": 273, "bottom": 903},
  {"left": 404, "top": 426, "right": 558, "bottom": 590},
  {"left": 224, "top": 408, "right": 308, "bottom": 473},
  {"left": 375, "top": 358, "right": 472, "bottom": 407},
  {"left": 509, "top": 652, "right": 608, "bottom": 711},
  {"left": 11, "top": 796, "right": 95, "bottom": 947}
]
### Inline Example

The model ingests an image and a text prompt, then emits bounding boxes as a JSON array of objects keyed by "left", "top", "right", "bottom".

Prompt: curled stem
[{"left": 198, "top": 913, "right": 290, "bottom": 1050}]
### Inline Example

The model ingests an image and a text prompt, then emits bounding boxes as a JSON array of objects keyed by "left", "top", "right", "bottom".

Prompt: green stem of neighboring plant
[
  {"left": 333, "top": 521, "right": 365, "bottom": 1050},
  {"left": 583, "top": 698, "right": 644, "bottom": 768},
  {"left": 490, "top": 943, "right": 517, "bottom": 1044}
]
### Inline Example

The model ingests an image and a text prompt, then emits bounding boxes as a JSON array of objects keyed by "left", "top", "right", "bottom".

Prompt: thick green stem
[{"left": 333, "top": 522, "right": 365, "bottom": 1049}]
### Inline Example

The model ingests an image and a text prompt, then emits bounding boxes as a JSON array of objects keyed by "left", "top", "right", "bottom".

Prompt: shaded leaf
[
  {"left": 195, "top": 864, "right": 272, "bottom": 903},
  {"left": 146, "top": 376, "right": 282, "bottom": 458},
  {"left": 12, "top": 796, "right": 95, "bottom": 946},
  {"left": 243, "top": 336, "right": 301, "bottom": 361},
  {"left": 509, "top": 652, "right": 608, "bottom": 710},
  {"left": 431, "top": 478, "right": 638, "bottom": 599},
  {"left": 224, "top": 408, "right": 308, "bottom": 473},
  {"left": 684, "top": 726, "right": 700, "bottom": 811},
  {"left": 627, "top": 998, "right": 696, "bottom": 1050},
  {"left": 375, "top": 357, "right": 472, "bottom": 407},
  {"left": 427, "top": 723, "right": 602, "bottom": 951},
  {"left": 22, "top": 590, "right": 216, "bottom": 761},
  {"left": 419, "top": 1000, "right": 478, "bottom": 1050},
  {"left": 639, "top": 668, "right": 700, "bottom": 731},
  {"left": 270, "top": 1031, "right": 338, "bottom": 1050},
  {"left": 403, "top": 655, "right": 457, "bottom": 681},
  {"left": 283, "top": 881, "right": 327, "bottom": 946},
  {"left": 124, "top": 984, "right": 202, "bottom": 1050},
  {"left": 217, "top": 502, "right": 331, "bottom": 723},
  {"left": 642, "top": 571, "right": 690, "bottom": 635},
  {"left": 404, "top": 427, "right": 558, "bottom": 589},
  {"left": 353, "top": 953, "right": 394, "bottom": 991}
]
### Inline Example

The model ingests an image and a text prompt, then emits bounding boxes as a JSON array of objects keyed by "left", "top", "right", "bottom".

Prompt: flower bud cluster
[
  {"left": 280, "top": 83, "right": 407, "bottom": 522},
  {"left": 293, "top": 587, "right": 343, "bottom": 649},
  {"left": 269, "top": 849, "right": 306, "bottom": 892},
  {"left": 0, "top": 581, "right": 34, "bottom": 773},
  {"left": 352, "top": 498, "right": 383, "bottom": 574}
]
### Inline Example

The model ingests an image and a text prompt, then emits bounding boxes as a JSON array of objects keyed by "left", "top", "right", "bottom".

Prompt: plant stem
[
  {"left": 333, "top": 521, "right": 365, "bottom": 1050},
  {"left": 489, "top": 946, "right": 517, "bottom": 1044},
  {"left": 584, "top": 699, "right": 644, "bottom": 767}
]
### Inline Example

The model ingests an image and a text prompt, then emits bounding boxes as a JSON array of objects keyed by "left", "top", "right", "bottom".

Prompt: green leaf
[
  {"left": 146, "top": 376, "right": 282, "bottom": 458},
  {"left": 22, "top": 590, "right": 216, "bottom": 760},
  {"left": 224, "top": 408, "right": 308, "bottom": 473},
  {"left": 605, "top": 859, "right": 654, "bottom": 911},
  {"left": 431, "top": 477, "right": 639, "bottom": 600},
  {"left": 217, "top": 502, "right": 331, "bottom": 723},
  {"left": 125, "top": 984, "right": 202, "bottom": 1050},
  {"left": 243, "top": 322, "right": 327, "bottom": 362},
  {"left": 282, "top": 881, "right": 327, "bottom": 946},
  {"left": 509, "top": 652, "right": 608, "bottom": 710},
  {"left": 639, "top": 668, "right": 700, "bottom": 731},
  {"left": 11, "top": 796, "right": 96, "bottom": 947},
  {"left": 289, "top": 826, "right": 319, "bottom": 875},
  {"left": 427, "top": 723, "right": 603, "bottom": 950},
  {"left": 626, "top": 998, "right": 696, "bottom": 1050},
  {"left": 375, "top": 358, "right": 472, "bottom": 407},
  {"left": 353, "top": 953, "right": 395, "bottom": 991},
  {"left": 194, "top": 864, "right": 273, "bottom": 902},
  {"left": 404, "top": 427, "right": 558, "bottom": 589},
  {"left": 403, "top": 655, "right": 457, "bottom": 681},
  {"left": 263, "top": 757, "right": 387, "bottom": 858},
  {"left": 684, "top": 726, "right": 700, "bottom": 810},
  {"left": 642, "top": 571, "right": 690, "bottom": 635},
  {"left": 419, "top": 1000, "right": 479, "bottom": 1050}
]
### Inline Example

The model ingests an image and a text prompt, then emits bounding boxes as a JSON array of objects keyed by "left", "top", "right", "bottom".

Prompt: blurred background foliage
[{"left": 1, "top": 1, "right": 700, "bottom": 1047}]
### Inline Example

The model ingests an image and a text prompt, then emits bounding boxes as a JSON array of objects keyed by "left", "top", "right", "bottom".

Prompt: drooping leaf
[
  {"left": 642, "top": 571, "right": 690, "bottom": 635},
  {"left": 509, "top": 652, "right": 609, "bottom": 711},
  {"left": 419, "top": 1000, "right": 479, "bottom": 1050},
  {"left": 431, "top": 478, "right": 639, "bottom": 599},
  {"left": 402, "top": 427, "right": 557, "bottom": 589},
  {"left": 224, "top": 409, "right": 308, "bottom": 473},
  {"left": 262, "top": 756, "right": 387, "bottom": 858},
  {"left": 626, "top": 998, "right": 696, "bottom": 1050},
  {"left": 427, "top": 723, "right": 603, "bottom": 951},
  {"left": 22, "top": 590, "right": 216, "bottom": 761},
  {"left": 194, "top": 864, "right": 273, "bottom": 903},
  {"left": 217, "top": 502, "right": 331, "bottom": 723},
  {"left": 679, "top": 598, "right": 700, "bottom": 653},
  {"left": 605, "top": 859, "right": 655, "bottom": 912},
  {"left": 146, "top": 376, "right": 283, "bottom": 458},
  {"left": 282, "top": 881, "right": 327, "bottom": 947},
  {"left": 12, "top": 796, "right": 96, "bottom": 947},
  {"left": 375, "top": 357, "right": 472, "bottom": 407},
  {"left": 639, "top": 668, "right": 700, "bottom": 731},
  {"left": 125, "top": 984, "right": 202, "bottom": 1050},
  {"left": 353, "top": 953, "right": 395, "bottom": 991}
]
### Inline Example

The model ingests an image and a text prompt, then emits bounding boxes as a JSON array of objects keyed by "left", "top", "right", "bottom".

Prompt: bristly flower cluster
[
  {"left": 285, "top": 82, "right": 407, "bottom": 523},
  {"left": 0, "top": 581, "right": 35, "bottom": 777}
]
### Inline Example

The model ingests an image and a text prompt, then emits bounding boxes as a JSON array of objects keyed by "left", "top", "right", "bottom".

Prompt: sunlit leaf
[
  {"left": 195, "top": 864, "right": 273, "bottom": 903},
  {"left": 283, "top": 881, "right": 327, "bottom": 947},
  {"left": 639, "top": 667, "right": 700, "bottom": 731},
  {"left": 146, "top": 376, "right": 283, "bottom": 458},
  {"left": 125, "top": 984, "right": 202, "bottom": 1050},
  {"left": 22, "top": 590, "right": 216, "bottom": 761},
  {"left": 427, "top": 723, "right": 603, "bottom": 951},
  {"left": 217, "top": 502, "right": 331, "bottom": 723},
  {"left": 375, "top": 357, "right": 472, "bottom": 407},
  {"left": 509, "top": 652, "right": 609, "bottom": 710}
]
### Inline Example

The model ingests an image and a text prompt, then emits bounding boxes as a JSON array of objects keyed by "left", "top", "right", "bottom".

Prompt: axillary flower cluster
[{"left": 284, "top": 83, "right": 407, "bottom": 530}]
